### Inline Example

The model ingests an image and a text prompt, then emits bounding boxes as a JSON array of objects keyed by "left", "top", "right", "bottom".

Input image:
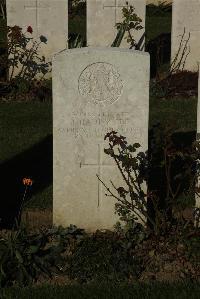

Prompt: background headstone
[
  {"left": 53, "top": 47, "right": 149, "bottom": 232},
  {"left": 171, "top": 0, "right": 200, "bottom": 72},
  {"left": 6, "top": 0, "right": 68, "bottom": 77},
  {"left": 87, "top": 0, "right": 146, "bottom": 48}
]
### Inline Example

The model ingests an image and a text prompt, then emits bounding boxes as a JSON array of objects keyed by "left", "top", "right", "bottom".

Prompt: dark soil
[
  {"left": 158, "top": 71, "right": 198, "bottom": 98},
  {"left": 0, "top": 79, "right": 52, "bottom": 102},
  {"left": 0, "top": 208, "right": 198, "bottom": 286}
]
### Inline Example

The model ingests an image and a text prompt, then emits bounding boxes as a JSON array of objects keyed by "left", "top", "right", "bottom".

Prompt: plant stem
[{"left": 17, "top": 185, "right": 28, "bottom": 223}]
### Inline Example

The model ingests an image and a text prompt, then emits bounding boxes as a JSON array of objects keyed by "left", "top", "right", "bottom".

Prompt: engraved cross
[
  {"left": 103, "top": 0, "right": 128, "bottom": 24},
  {"left": 80, "top": 143, "right": 114, "bottom": 207},
  {"left": 24, "top": 0, "right": 50, "bottom": 36}
]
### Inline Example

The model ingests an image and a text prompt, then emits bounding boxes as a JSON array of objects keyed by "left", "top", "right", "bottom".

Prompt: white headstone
[
  {"left": 87, "top": 0, "right": 146, "bottom": 49},
  {"left": 53, "top": 47, "right": 149, "bottom": 232},
  {"left": 6, "top": 0, "right": 68, "bottom": 77},
  {"left": 171, "top": 0, "right": 200, "bottom": 72}
]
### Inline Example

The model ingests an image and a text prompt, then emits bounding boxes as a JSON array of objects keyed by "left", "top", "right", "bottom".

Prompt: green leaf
[
  {"left": 104, "top": 148, "right": 114, "bottom": 156},
  {"left": 111, "top": 25, "right": 126, "bottom": 47},
  {"left": 149, "top": 249, "right": 155, "bottom": 257},
  {"left": 16, "top": 250, "right": 23, "bottom": 263},
  {"left": 127, "top": 145, "right": 136, "bottom": 152},
  {"left": 27, "top": 245, "right": 40, "bottom": 254},
  {"left": 133, "top": 143, "right": 141, "bottom": 148}
]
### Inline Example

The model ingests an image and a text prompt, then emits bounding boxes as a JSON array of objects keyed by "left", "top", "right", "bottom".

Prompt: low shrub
[
  {"left": 0, "top": 224, "right": 85, "bottom": 288},
  {"left": 92, "top": 127, "right": 200, "bottom": 247},
  {"left": 0, "top": 24, "right": 52, "bottom": 101},
  {"left": 64, "top": 228, "right": 147, "bottom": 284}
]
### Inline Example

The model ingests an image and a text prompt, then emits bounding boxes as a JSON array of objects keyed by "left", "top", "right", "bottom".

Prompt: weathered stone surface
[
  {"left": 87, "top": 0, "right": 146, "bottom": 49},
  {"left": 53, "top": 47, "right": 149, "bottom": 232},
  {"left": 6, "top": 0, "right": 68, "bottom": 77},
  {"left": 171, "top": 0, "right": 200, "bottom": 71}
]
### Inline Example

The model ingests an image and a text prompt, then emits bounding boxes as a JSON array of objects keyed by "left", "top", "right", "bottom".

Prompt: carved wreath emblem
[{"left": 78, "top": 62, "right": 123, "bottom": 104}]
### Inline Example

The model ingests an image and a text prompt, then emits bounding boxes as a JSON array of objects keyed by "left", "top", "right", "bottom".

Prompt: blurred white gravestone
[
  {"left": 87, "top": 0, "right": 146, "bottom": 49},
  {"left": 53, "top": 47, "right": 150, "bottom": 232},
  {"left": 171, "top": 0, "right": 200, "bottom": 71},
  {"left": 6, "top": 0, "right": 68, "bottom": 77}
]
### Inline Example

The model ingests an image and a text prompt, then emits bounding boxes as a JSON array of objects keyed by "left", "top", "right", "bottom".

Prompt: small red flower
[{"left": 27, "top": 26, "right": 33, "bottom": 34}]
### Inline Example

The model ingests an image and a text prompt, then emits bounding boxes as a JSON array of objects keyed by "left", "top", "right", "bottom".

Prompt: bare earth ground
[
  {"left": 0, "top": 208, "right": 199, "bottom": 286},
  {"left": 21, "top": 208, "right": 53, "bottom": 231},
  {"left": 18, "top": 208, "right": 200, "bottom": 285}
]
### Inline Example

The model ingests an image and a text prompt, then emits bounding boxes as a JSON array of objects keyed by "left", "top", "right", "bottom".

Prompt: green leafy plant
[
  {"left": 112, "top": 1, "right": 144, "bottom": 50},
  {"left": 97, "top": 130, "right": 154, "bottom": 230},
  {"left": 97, "top": 130, "right": 200, "bottom": 236},
  {"left": 0, "top": 25, "right": 52, "bottom": 100},
  {"left": 0, "top": 224, "right": 86, "bottom": 288},
  {"left": 0, "top": 170, "right": 86, "bottom": 289},
  {"left": 68, "top": 33, "right": 84, "bottom": 49},
  {"left": 7, "top": 25, "right": 51, "bottom": 82},
  {"left": 0, "top": 226, "right": 54, "bottom": 288},
  {"left": 65, "top": 230, "right": 143, "bottom": 284}
]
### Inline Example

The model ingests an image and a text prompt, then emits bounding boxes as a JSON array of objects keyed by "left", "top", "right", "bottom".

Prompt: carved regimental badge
[{"left": 78, "top": 62, "right": 123, "bottom": 104}]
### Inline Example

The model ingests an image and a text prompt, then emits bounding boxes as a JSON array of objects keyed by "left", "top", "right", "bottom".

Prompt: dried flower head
[
  {"left": 27, "top": 26, "right": 33, "bottom": 34},
  {"left": 23, "top": 178, "right": 33, "bottom": 186}
]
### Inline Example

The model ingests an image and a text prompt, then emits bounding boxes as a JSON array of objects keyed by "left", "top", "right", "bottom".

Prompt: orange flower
[{"left": 22, "top": 178, "right": 33, "bottom": 186}]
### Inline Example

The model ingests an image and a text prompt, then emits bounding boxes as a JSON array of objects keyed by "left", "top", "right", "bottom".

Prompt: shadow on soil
[
  {"left": 147, "top": 127, "right": 196, "bottom": 227},
  {"left": 0, "top": 135, "right": 52, "bottom": 229}
]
